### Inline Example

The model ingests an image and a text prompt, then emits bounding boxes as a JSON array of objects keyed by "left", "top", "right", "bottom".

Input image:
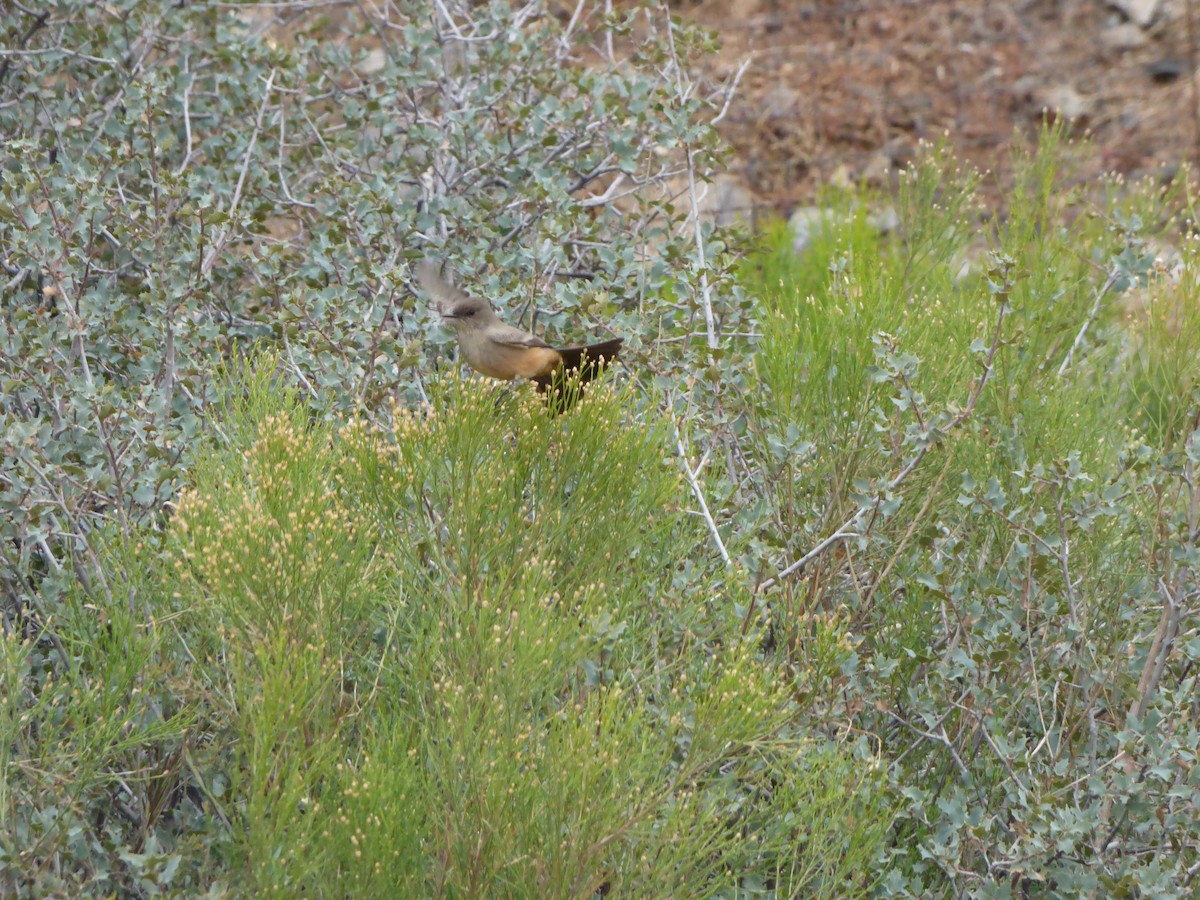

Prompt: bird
[{"left": 416, "top": 261, "right": 623, "bottom": 406}]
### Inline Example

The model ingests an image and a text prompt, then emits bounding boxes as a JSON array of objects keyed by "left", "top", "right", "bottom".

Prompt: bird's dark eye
[{"left": 461, "top": 307, "right": 475, "bottom": 317}]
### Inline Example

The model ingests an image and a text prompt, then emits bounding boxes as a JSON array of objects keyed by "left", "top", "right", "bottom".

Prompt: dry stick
[
  {"left": 175, "top": 57, "right": 195, "bottom": 176},
  {"left": 859, "top": 456, "right": 954, "bottom": 612},
  {"left": 577, "top": 167, "right": 693, "bottom": 209},
  {"left": 712, "top": 58, "right": 752, "bottom": 128},
  {"left": 1, "top": 260, "right": 31, "bottom": 291},
  {"left": 949, "top": 696, "right": 1030, "bottom": 796},
  {"left": 556, "top": 0, "right": 588, "bottom": 56},
  {"left": 276, "top": 100, "right": 317, "bottom": 210},
  {"left": 1132, "top": 578, "right": 1186, "bottom": 722},
  {"left": 758, "top": 299, "right": 1010, "bottom": 594},
  {"left": 661, "top": 2, "right": 718, "bottom": 351},
  {"left": 1055, "top": 491, "right": 1082, "bottom": 639},
  {"left": 201, "top": 68, "right": 277, "bottom": 277},
  {"left": 883, "top": 706, "right": 972, "bottom": 780},
  {"left": 1057, "top": 264, "right": 1119, "bottom": 378},
  {"left": 604, "top": 0, "right": 615, "bottom": 65},
  {"left": 282, "top": 336, "right": 320, "bottom": 401},
  {"left": 1102, "top": 575, "right": 1188, "bottom": 846},
  {"left": 430, "top": 0, "right": 465, "bottom": 38},
  {"left": 675, "top": 422, "right": 732, "bottom": 566},
  {"left": 655, "top": 6, "right": 750, "bottom": 568},
  {"left": 0, "top": 11, "right": 49, "bottom": 88}
]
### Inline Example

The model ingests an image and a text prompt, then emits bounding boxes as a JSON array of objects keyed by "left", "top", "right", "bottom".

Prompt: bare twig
[
  {"left": 282, "top": 336, "right": 320, "bottom": 401},
  {"left": 174, "top": 58, "right": 195, "bottom": 176},
  {"left": 661, "top": 2, "right": 718, "bottom": 351},
  {"left": 1057, "top": 264, "right": 1119, "bottom": 378},
  {"left": 859, "top": 456, "right": 953, "bottom": 611},
  {"left": 201, "top": 68, "right": 276, "bottom": 277},
  {"left": 276, "top": 95, "right": 318, "bottom": 210},
  {"left": 0, "top": 46, "right": 118, "bottom": 67},
  {"left": 430, "top": 0, "right": 465, "bottom": 39},
  {"left": 0, "top": 10, "right": 49, "bottom": 87},
  {"left": 604, "top": 0, "right": 616, "bottom": 64},
  {"left": 674, "top": 420, "right": 732, "bottom": 567},
  {"left": 556, "top": 0, "right": 588, "bottom": 57},
  {"left": 712, "top": 57, "right": 751, "bottom": 127},
  {"left": 1132, "top": 578, "right": 1186, "bottom": 722}
]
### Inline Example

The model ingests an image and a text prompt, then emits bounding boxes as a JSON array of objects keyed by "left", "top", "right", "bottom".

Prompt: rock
[
  {"left": 1147, "top": 58, "right": 1185, "bottom": 83},
  {"left": 359, "top": 47, "right": 387, "bottom": 74},
  {"left": 700, "top": 175, "right": 756, "bottom": 228},
  {"left": 1041, "top": 84, "right": 1092, "bottom": 121},
  {"left": 1101, "top": 23, "right": 1147, "bottom": 51},
  {"left": 869, "top": 206, "right": 900, "bottom": 235},
  {"left": 1109, "top": 0, "right": 1161, "bottom": 26},
  {"left": 829, "top": 165, "right": 853, "bottom": 190},
  {"left": 789, "top": 206, "right": 839, "bottom": 256},
  {"left": 862, "top": 152, "right": 894, "bottom": 186},
  {"left": 1159, "top": 0, "right": 1185, "bottom": 23},
  {"left": 789, "top": 203, "right": 900, "bottom": 257},
  {"left": 761, "top": 84, "right": 801, "bottom": 119}
]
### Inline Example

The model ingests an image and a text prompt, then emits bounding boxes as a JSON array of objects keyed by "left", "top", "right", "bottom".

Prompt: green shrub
[
  {"left": 3, "top": 362, "right": 891, "bottom": 895},
  {"left": 739, "top": 130, "right": 1200, "bottom": 895}
]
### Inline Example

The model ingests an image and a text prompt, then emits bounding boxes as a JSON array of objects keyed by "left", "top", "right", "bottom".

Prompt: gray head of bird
[
  {"left": 415, "top": 261, "right": 499, "bottom": 332},
  {"left": 437, "top": 294, "right": 498, "bottom": 332}
]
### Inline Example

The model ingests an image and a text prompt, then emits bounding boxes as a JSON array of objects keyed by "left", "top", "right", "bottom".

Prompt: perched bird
[{"left": 417, "top": 261, "right": 623, "bottom": 405}]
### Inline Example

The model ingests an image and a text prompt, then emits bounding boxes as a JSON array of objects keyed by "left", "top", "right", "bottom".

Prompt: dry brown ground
[{"left": 667, "top": 0, "right": 1200, "bottom": 219}]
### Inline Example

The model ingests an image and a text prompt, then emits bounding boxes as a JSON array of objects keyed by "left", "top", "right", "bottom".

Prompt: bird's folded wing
[
  {"left": 488, "top": 324, "right": 554, "bottom": 350},
  {"left": 556, "top": 337, "right": 624, "bottom": 357}
]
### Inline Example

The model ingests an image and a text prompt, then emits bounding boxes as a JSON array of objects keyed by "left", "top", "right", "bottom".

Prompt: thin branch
[
  {"left": 711, "top": 57, "right": 751, "bottom": 127},
  {"left": 430, "top": 0, "right": 464, "bottom": 39},
  {"left": 174, "top": 59, "right": 195, "bottom": 176},
  {"left": 674, "top": 422, "right": 731, "bottom": 567},
  {"left": 276, "top": 94, "right": 318, "bottom": 209},
  {"left": 201, "top": 68, "right": 276, "bottom": 277},
  {"left": 0, "top": 46, "right": 119, "bottom": 67},
  {"left": 556, "top": 0, "right": 588, "bottom": 58},
  {"left": 1132, "top": 578, "right": 1186, "bottom": 721},
  {"left": 661, "top": 2, "right": 718, "bottom": 350},
  {"left": 604, "top": 0, "right": 615, "bottom": 65},
  {"left": 0, "top": 11, "right": 49, "bottom": 87},
  {"left": 1057, "top": 265, "right": 1119, "bottom": 378}
]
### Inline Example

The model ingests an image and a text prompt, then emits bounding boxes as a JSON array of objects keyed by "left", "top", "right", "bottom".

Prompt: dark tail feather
[
  {"left": 532, "top": 337, "right": 624, "bottom": 410},
  {"left": 556, "top": 338, "right": 623, "bottom": 381}
]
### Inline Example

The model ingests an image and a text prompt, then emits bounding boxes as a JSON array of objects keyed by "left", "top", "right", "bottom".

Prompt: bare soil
[{"left": 671, "top": 0, "right": 1200, "bottom": 219}]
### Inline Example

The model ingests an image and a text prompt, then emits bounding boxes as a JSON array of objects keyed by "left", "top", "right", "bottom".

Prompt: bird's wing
[
  {"left": 415, "top": 261, "right": 473, "bottom": 309},
  {"left": 487, "top": 322, "right": 554, "bottom": 350}
]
